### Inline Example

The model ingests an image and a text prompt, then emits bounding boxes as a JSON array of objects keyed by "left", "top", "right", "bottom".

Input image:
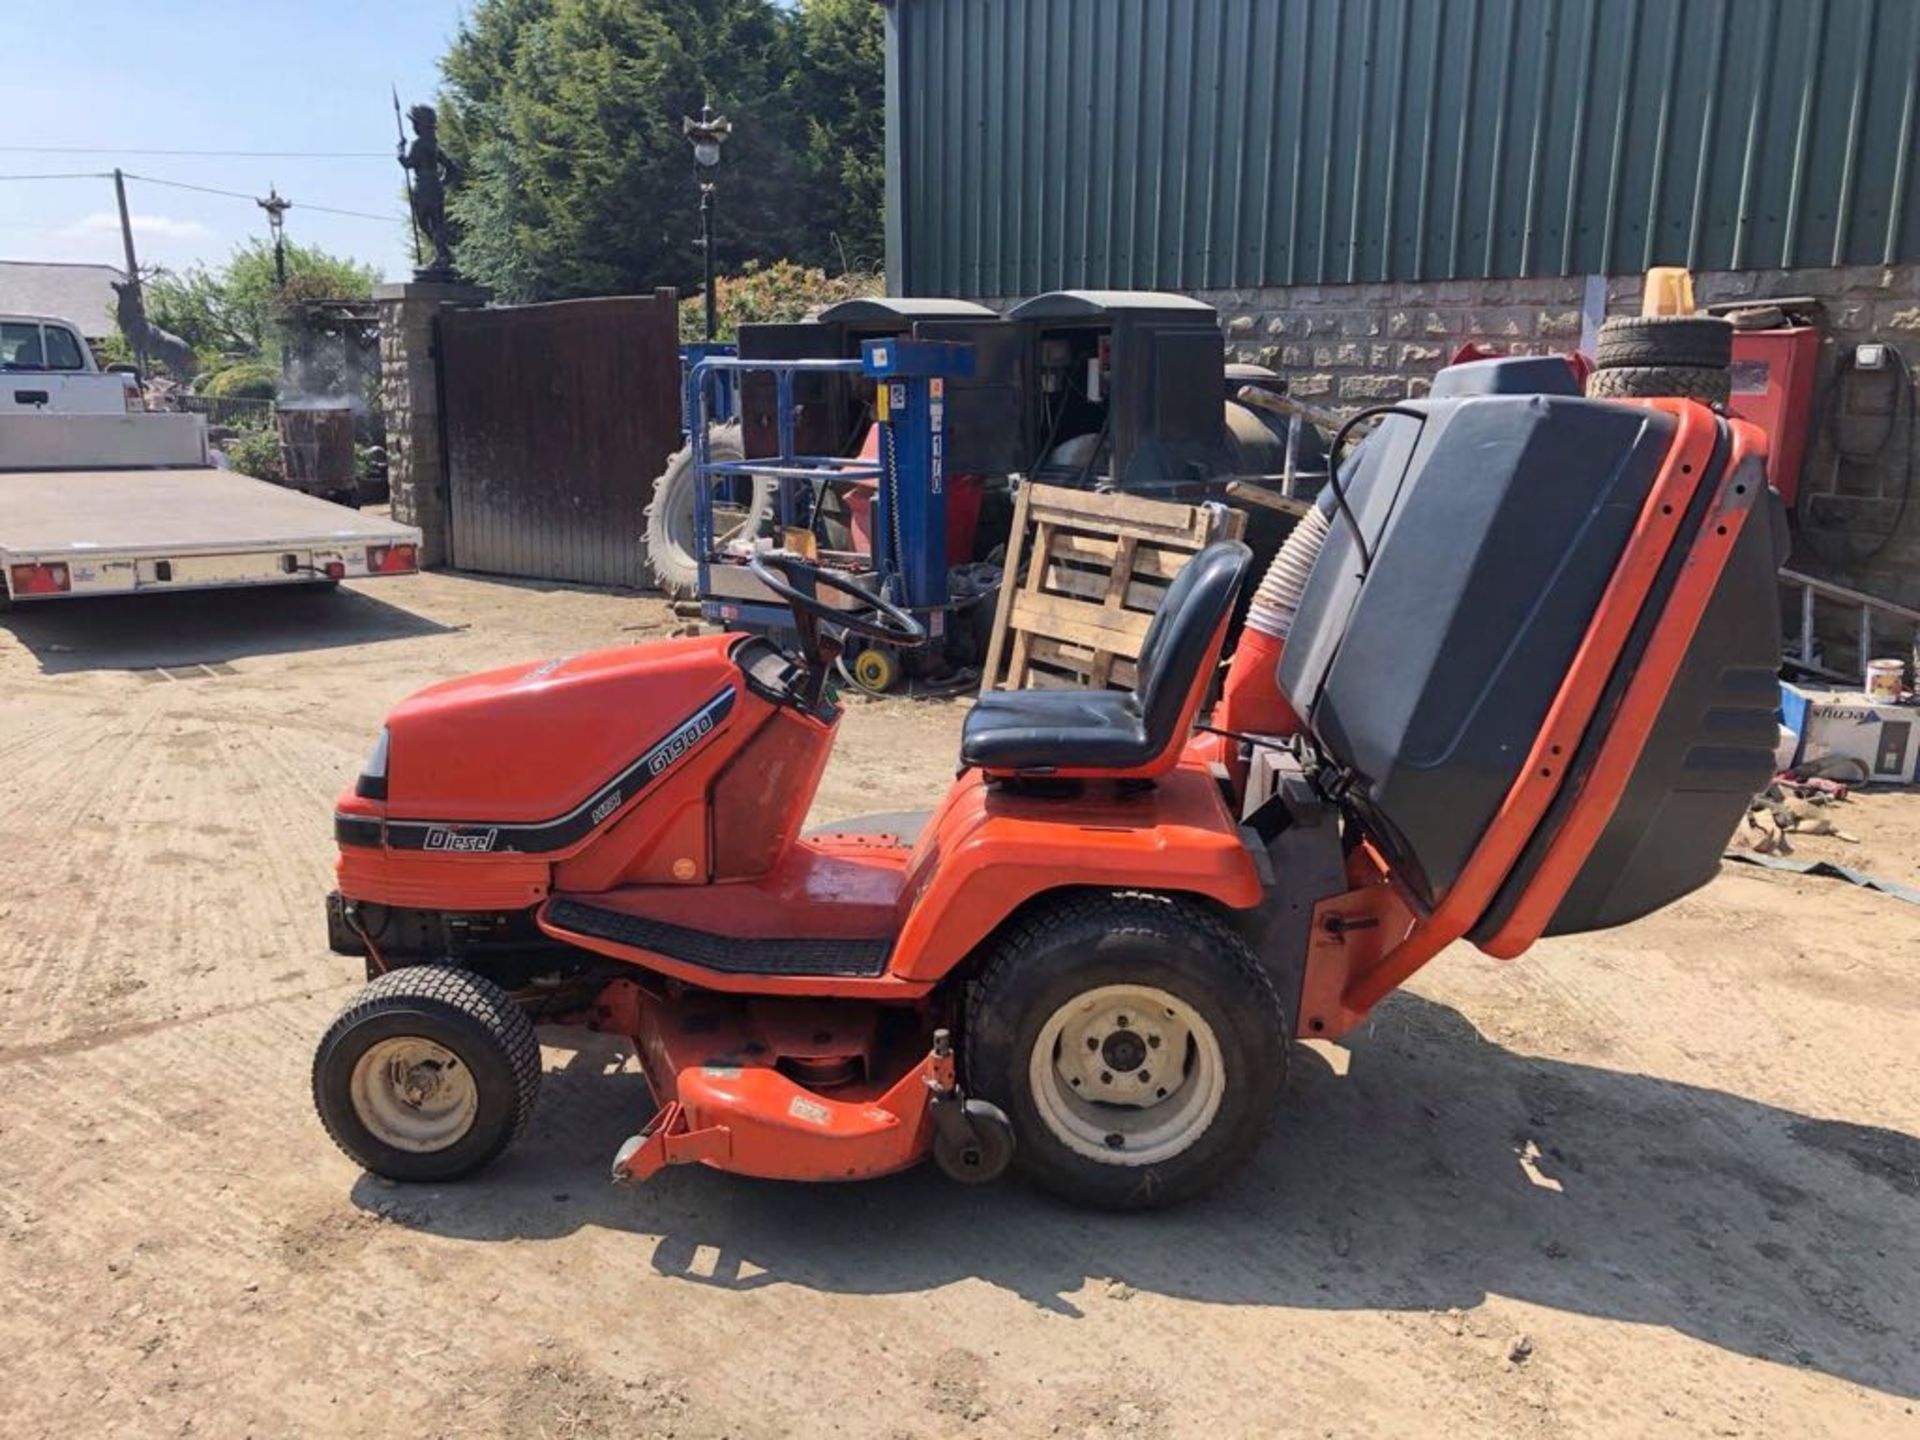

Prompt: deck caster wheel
[
  {"left": 312, "top": 965, "right": 540, "bottom": 1183},
  {"left": 965, "top": 892, "right": 1285, "bottom": 1209},
  {"left": 931, "top": 1097, "right": 1015, "bottom": 1184},
  {"left": 846, "top": 642, "right": 901, "bottom": 695}
]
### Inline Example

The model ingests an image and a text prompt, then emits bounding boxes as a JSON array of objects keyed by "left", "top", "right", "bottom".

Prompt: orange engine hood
[{"left": 382, "top": 633, "right": 741, "bottom": 827}]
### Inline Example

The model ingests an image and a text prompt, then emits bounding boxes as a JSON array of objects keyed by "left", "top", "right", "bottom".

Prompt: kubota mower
[{"left": 316, "top": 383, "right": 1781, "bottom": 1209}]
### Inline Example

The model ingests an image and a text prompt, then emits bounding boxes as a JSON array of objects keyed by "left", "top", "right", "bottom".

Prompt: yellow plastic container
[{"left": 1641, "top": 267, "right": 1697, "bottom": 317}]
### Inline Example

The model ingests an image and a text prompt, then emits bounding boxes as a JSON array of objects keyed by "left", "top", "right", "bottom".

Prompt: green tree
[
  {"left": 678, "top": 259, "right": 882, "bottom": 342},
  {"left": 791, "top": 0, "right": 886, "bottom": 272},
  {"left": 146, "top": 239, "right": 379, "bottom": 369},
  {"left": 437, "top": 0, "right": 884, "bottom": 302}
]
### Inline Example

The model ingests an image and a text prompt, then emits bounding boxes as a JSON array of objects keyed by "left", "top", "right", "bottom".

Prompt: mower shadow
[
  {"left": 353, "top": 994, "right": 1919, "bottom": 1400},
  {"left": 0, "top": 580, "right": 454, "bottom": 673}
]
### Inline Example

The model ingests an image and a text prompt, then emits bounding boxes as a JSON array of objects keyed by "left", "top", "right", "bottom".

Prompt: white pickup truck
[
  {"left": 1, "top": 409, "right": 422, "bottom": 605},
  {"left": 2, "top": 314, "right": 141, "bottom": 414}
]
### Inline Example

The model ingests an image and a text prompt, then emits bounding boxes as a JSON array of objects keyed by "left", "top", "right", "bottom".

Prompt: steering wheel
[
  {"left": 748, "top": 551, "right": 928, "bottom": 705},
  {"left": 749, "top": 551, "right": 928, "bottom": 646}
]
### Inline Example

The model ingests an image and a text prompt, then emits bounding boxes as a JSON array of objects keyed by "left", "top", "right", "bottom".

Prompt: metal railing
[{"left": 177, "top": 394, "right": 275, "bottom": 428}]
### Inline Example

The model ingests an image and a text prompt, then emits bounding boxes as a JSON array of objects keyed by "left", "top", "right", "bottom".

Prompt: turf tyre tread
[
  {"left": 1593, "top": 315, "right": 1733, "bottom": 370},
  {"left": 1586, "top": 363, "right": 1732, "bottom": 408},
  {"left": 964, "top": 890, "right": 1285, "bottom": 1210},
  {"left": 313, "top": 965, "right": 541, "bottom": 1182}
]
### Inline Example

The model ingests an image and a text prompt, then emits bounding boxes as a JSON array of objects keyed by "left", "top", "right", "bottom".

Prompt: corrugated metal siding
[{"left": 886, "top": 0, "right": 1920, "bottom": 296}]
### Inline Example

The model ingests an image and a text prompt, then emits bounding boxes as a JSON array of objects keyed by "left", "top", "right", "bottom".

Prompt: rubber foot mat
[{"left": 546, "top": 899, "right": 893, "bottom": 977}]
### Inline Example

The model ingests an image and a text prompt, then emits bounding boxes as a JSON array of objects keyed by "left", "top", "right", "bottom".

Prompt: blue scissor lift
[{"left": 685, "top": 340, "right": 975, "bottom": 688}]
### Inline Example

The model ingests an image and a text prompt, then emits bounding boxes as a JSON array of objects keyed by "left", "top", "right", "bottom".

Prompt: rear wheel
[
  {"left": 964, "top": 893, "right": 1285, "bottom": 1209},
  {"left": 643, "top": 423, "right": 776, "bottom": 597},
  {"left": 313, "top": 965, "right": 541, "bottom": 1182}
]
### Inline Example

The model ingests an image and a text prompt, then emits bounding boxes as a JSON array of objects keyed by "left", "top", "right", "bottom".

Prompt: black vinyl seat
[{"left": 961, "top": 540, "right": 1253, "bottom": 775}]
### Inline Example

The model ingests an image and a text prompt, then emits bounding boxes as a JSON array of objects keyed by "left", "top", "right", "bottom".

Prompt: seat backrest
[{"left": 1135, "top": 539, "right": 1253, "bottom": 747}]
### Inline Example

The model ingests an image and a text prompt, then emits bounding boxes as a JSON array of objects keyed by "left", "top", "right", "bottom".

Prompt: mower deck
[{"left": 593, "top": 979, "right": 951, "bottom": 1183}]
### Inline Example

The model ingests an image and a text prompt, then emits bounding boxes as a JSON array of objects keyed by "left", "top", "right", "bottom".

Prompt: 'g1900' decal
[
  {"left": 374, "top": 687, "right": 736, "bottom": 855},
  {"left": 648, "top": 711, "right": 715, "bottom": 775}
]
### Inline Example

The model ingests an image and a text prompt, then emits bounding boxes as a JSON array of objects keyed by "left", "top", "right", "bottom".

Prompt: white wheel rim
[
  {"left": 349, "top": 1037, "right": 479, "bottom": 1153},
  {"left": 1027, "top": 984, "right": 1226, "bottom": 1166}
]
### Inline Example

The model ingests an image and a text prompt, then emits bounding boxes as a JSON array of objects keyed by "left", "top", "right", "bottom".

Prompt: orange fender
[{"left": 887, "top": 761, "right": 1262, "bottom": 985}]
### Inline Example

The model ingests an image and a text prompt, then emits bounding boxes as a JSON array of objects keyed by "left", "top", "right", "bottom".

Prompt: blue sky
[{"left": 2, "top": 1, "right": 472, "bottom": 281}]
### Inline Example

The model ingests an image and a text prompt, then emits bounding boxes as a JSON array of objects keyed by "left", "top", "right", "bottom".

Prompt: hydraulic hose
[{"left": 1322, "top": 402, "right": 1430, "bottom": 575}]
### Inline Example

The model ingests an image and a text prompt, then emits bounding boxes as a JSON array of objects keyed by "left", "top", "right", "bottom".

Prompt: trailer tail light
[
  {"left": 367, "top": 543, "right": 418, "bottom": 575},
  {"left": 324, "top": 560, "right": 347, "bottom": 580},
  {"left": 9, "top": 562, "right": 71, "bottom": 596}
]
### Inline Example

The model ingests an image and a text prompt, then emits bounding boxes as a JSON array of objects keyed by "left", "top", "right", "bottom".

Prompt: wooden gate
[{"left": 439, "top": 291, "right": 681, "bottom": 586}]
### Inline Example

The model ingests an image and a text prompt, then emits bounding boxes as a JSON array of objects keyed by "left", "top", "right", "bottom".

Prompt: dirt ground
[{"left": 0, "top": 571, "right": 1915, "bottom": 1439}]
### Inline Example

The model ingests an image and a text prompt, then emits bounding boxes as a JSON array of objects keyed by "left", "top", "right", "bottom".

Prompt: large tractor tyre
[
  {"left": 964, "top": 892, "right": 1286, "bottom": 1210},
  {"left": 313, "top": 965, "right": 541, "bottom": 1183},
  {"left": 643, "top": 423, "right": 776, "bottom": 598},
  {"left": 1593, "top": 315, "right": 1734, "bottom": 371},
  {"left": 1586, "top": 363, "right": 1732, "bottom": 409}
]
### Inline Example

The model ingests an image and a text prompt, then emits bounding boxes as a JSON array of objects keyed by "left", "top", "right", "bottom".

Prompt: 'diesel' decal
[{"left": 377, "top": 687, "right": 735, "bottom": 854}]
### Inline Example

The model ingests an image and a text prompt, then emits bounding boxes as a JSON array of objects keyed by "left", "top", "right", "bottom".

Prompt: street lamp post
[
  {"left": 682, "top": 101, "right": 733, "bottom": 342},
  {"left": 257, "top": 187, "right": 291, "bottom": 288}
]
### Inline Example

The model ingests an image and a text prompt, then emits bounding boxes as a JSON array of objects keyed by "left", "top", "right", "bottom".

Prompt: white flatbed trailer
[{"left": 2, "top": 412, "right": 422, "bottom": 603}]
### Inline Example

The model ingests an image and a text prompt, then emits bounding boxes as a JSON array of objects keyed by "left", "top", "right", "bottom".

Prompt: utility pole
[{"left": 112, "top": 167, "right": 149, "bottom": 376}]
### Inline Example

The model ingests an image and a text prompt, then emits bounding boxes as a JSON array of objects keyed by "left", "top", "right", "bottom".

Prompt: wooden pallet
[{"left": 981, "top": 483, "right": 1246, "bottom": 691}]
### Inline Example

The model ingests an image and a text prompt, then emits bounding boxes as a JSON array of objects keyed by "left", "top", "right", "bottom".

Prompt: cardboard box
[{"left": 1779, "top": 681, "right": 1920, "bottom": 784}]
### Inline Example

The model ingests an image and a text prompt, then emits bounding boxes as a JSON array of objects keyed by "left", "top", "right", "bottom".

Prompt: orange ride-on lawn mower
[{"left": 315, "top": 383, "right": 1782, "bottom": 1209}]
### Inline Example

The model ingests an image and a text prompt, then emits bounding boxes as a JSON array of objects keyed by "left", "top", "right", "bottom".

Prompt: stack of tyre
[{"left": 1585, "top": 314, "right": 1735, "bottom": 408}]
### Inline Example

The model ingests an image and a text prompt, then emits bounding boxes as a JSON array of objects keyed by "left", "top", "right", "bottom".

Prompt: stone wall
[
  {"left": 374, "top": 280, "right": 487, "bottom": 568},
  {"left": 1198, "top": 264, "right": 1920, "bottom": 660}
]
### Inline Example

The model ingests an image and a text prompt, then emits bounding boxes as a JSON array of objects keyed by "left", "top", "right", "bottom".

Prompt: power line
[
  {"left": 293, "top": 200, "right": 403, "bottom": 223},
  {"left": 121, "top": 173, "right": 398, "bottom": 223},
  {"left": 0, "top": 168, "right": 398, "bottom": 225},
  {"left": 119, "top": 172, "right": 262, "bottom": 203},
  {"left": 0, "top": 145, "right": 388, "bottom": 158}
]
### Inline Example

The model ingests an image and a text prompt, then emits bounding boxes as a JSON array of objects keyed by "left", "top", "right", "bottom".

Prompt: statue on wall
[{"left": 398, "top": 103, "right": 461, "bottom": 280}]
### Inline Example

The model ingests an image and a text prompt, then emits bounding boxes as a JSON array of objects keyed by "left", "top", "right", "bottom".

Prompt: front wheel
[
  {"left": 964, "top": 893, "right": 1285, "bottom": 1209},
  {"left": 313, "top": 965, "right": 541, "bottom": 1182}
]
